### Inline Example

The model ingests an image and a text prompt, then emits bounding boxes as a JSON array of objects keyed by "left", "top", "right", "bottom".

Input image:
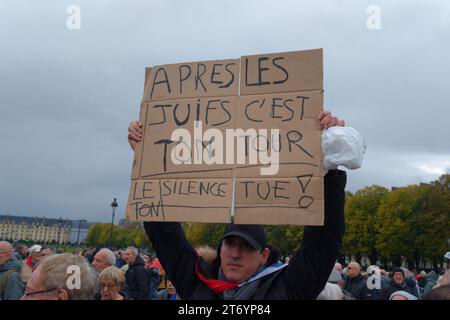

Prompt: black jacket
[
  {"left": 381, "top": 279, "right": 419, "bottom": 300},
  {"left": 343, "top": 274, "right": 367, "bottom": 299},
  {"left": 144, "top": 170, "right": 346, "bottom": 300},
  {"left": 124, "top": 255, "right": 150, "bottom": 300}
]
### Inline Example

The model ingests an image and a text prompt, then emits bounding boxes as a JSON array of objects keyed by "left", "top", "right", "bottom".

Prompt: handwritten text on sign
[{"left": 127, "top": 49, "right": 324, "bottom": 225}]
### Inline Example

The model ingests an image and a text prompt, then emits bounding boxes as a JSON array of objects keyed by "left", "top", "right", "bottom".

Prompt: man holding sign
[
  {"left": 126, "top": 49, "right": 363, "bottom": 299},
  {"left": 128, "top": 111, "right": 347, "bottom": 300}
]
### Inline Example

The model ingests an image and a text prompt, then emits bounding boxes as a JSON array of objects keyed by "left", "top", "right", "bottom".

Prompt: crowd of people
[
  {"left": 1, "top": 240, "right": 449, "bottom": 300},
  {"left": 0, "top": 241, "right": 164, "bottom": 300},
  {"left": 1, "top": 111, "right": 448, "bottom": 301},
  {"left": 317, "top": 261, "right": 450, "bottom": 300}
]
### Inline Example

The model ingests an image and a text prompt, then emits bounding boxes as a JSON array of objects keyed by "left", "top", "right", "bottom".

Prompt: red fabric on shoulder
[{"left": 194, "top": 251, "right": 239, "bottom": 294}]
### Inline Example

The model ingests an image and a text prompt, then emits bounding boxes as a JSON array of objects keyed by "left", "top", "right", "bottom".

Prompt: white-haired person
[
  {"left": 99, "top": 266, "right": 126, "bottom": 300},
  {"left": 21, "top": 244, "right": 43, "bottom": 284},
  {"left": 0, "top": 241, "right": 24, "bottom": 300},
  {"left": 389, "top": 290, "right": 418, "bottom": 300},
  {"left": 92, "top": 248, "right": 120, "bottom": 300},
  {"left": 92, "top": 248, "right": 116, "bottom": 273},
  {"left": 334, "top": 262, "right": 343, "bottom": 273},
  {"left": 317, "top": 268, "right": 344, "bottom": 300},
  {"left": 20, "top": 253, "right": 97, "bottom": 300}
]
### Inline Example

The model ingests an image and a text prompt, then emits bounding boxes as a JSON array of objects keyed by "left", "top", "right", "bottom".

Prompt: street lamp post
[
  {"left": 77, "top": 220, "right": 82, "bottom": 245},
  {"left": 76, "top": 219, "right": 86, "bottom": 245},
  {"left": 109, "top": 198, "right": 118, "bottom": 248}
]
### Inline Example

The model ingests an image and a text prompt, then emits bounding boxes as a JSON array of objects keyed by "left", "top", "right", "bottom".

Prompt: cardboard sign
[{"left": 127, "top": 49, "right": 324, "bottom": 225}]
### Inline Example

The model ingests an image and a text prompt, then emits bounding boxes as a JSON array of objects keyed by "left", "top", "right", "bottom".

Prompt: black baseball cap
[
  {"left": 220, "top": 224, "right": 267, "bottom": 251},
  {"left": 392, "top": 267, "right": 405, "bottom": 278}
]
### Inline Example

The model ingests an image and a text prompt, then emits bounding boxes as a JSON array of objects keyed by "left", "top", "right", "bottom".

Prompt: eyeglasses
[
  {"left": 101, "top": 283, "right": 118, "bottom": 289},
  {"left": 23, "top": 288, "right": 58, "bottom": 297}
]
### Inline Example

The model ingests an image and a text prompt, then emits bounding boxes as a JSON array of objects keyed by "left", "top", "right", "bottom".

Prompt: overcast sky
[{"left": 1, "top": 0, "right": 449, "bottom": 223}]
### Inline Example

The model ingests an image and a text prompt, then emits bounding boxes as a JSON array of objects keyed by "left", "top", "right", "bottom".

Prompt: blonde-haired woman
[{"left": 99, "top": 266, "right": 126, "bottom": 300}]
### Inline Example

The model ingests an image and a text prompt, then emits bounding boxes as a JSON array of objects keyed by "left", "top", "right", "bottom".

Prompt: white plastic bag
[{"left": 322, "top": 126, "right": 366, "bottom": 174}]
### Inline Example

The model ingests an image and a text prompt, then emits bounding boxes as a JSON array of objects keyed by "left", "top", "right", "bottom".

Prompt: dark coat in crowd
[
  {"left": 124, "top": 255, "right": 150, "bottom": 300},
  {"left": 343, "top": 274, "right": 367, "bottom": 299},
  {"left": 144, "top": 170, "right": 347, "bottom": 300},
  {"left": 155, "top": 288, "right": 178, "bottom": 300},
  {"left": 381, "top": 278, "right": 419, "bottom": 300},
  {"left": 115, "top": 256, "right": 126, "bottom": 269},
  {"left": 423, "top": 271, "right": 438, "bottom": 297},
  {"left": 0, "top": 257, "right": 24, "bottom": 300}
]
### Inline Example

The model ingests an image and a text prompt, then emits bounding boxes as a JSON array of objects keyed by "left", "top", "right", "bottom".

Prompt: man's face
[
  {"left": 41, "top": 249, "right": 53, "bottom": 258},
  {"left": 30, "top": 251, "right": 43, "bottom": 263},
  {"left": 167, "top": 280, "right": 176, "bottom": 295},
  {"left": 347, "top": 264, "right": 360, "bottom": 278},
  {"left": 122, "top": 249, "right": 136, "bottom": 265},
  {"left": 21, "top": 246, "right": 29, "bottom": 255},
  {"left": 0, "top": 247, "right": 11, "bottom": 266},
  {"left": 442, "top": 272, "right": 450, "bottom": 286},
  {"left": 92, "top": 251, "right": 110, "bottom": 272},
  {"left": 393, "top": 272, "right": 404, "bottom": 285},
  {"left": 220, "top": 236, "right": 269, "bottom": 283}
]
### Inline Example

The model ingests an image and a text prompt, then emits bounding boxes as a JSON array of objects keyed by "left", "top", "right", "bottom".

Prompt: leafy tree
[
  {"left": 83, "top": 174, "right": 449, "bottom": 267},
  {"left": 375, "top": 185, "right": 424, "bottom": 265},
  {"left": 415, "top": 175, "right": 450, "bottom": 265},
  {"left": 184, "top": 223, "right": 303, "bottom": 257},
  {"left": 84, "top": 223, "right": 103, "bottom": 246},
  {"left": 342, "top": 185, "right": 389, "bottom": 263},
  {"left": 184, "top": 223, "right": 226, "bottom": 248},
  {"left": 263, "top": 225, "right": 303, "bottom": 257},
  {"left": 284, "top": 225, "right": 304, "bottom": 255},
  {"left": 85, "top": 223, "right": 123, "bottom": 247},
  {"left": 133, "top": 228, "right": 152, "bottom": 249}
]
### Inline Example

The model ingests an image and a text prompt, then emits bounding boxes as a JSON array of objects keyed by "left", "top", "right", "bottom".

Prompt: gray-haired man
[
  {"left": 123, "top": 247, "right": 150, "bottom": 300},
  {"left": 0, "top": 241, "right": 25, "bottom": 300},
  {"left": 92, "top": 248, "right": 116, "bottom": 273}
]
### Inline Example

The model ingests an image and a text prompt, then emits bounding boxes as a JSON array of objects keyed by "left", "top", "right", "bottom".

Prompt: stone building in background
[{"left": 0, "top": 215, "right": 71, "bottom": 244}]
